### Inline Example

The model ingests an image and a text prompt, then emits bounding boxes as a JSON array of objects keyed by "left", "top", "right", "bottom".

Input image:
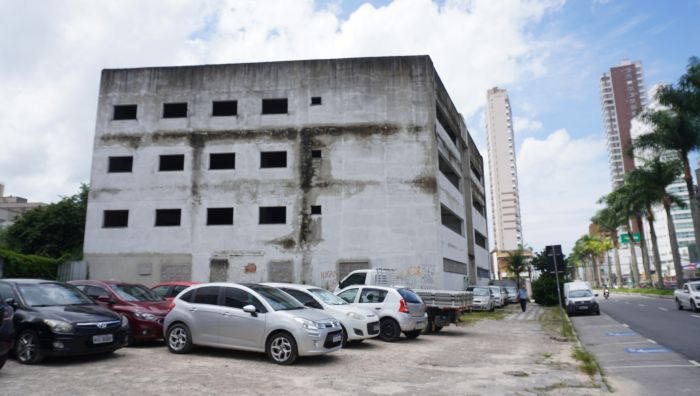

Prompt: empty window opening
[
  {"left": 436, "top": 106, "right": 458, "bottom": 145},
  {"left": 113, "top": 105, "right": 137, "bottom": 120},
  {"left": 259, "top": 206, "right": 286, "bottom": 224},
  {"left": 441, "top": 205, "right": 463, "bottom": 235},
  {"left": 207, "top": 208, "right": 234, "bottom": 226},
  {"left": 209, "top": 153, "right": 236, "bottom": 170},
  {"left": 103, "top": 210, "right": 129, "bottom": 228},
  {"left": 311, "top": 150, "right": 322, "bottom": 159},
  {"left": 474, "top": 231, "right": 487, "bottom": 249},
  {"left": 159, "top": 154, "right": 185, "bottom": 171},
  {"left": 438, "top": 155, "right": 460, "bottom": 189},
  {"left": 163, "top": 102, "right": 188, "bottom": 118},
  {"left": 470, "top": 162, "right": 483, "bottom": 183},
  {"left": 260, "top": 151, "right": 287, "bottom": 168},
  {"left": 310, "top": 96, "right": 322, "bottom": 106},
  {"left": 212, "top": 100, "right": 237, "bottom": 116},
  {"left": 108, "top": 156, "right": 133, "bottom": 173},
  {"left": 443, "top": 258, "right": 467, "bottom": 275},
  {"left": 472, "top": 199, "right": 485, "bottom": 216},
  {"left": 155, "top": 209, "right": 181, "bottom": 227},
  {"left": 262, "top": 98, "right": 288, "bottom": 115},
  {"left": 311, "top": 205, "right": 322, "bottom": 215}
]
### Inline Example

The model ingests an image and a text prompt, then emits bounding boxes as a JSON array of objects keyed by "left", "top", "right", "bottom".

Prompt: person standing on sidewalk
[{"left": 517, "top": 285, "right": 528, "bottom": 312}]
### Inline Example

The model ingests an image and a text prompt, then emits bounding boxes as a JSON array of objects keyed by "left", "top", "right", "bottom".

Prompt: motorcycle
[{"left": 603, "top": 288, "right": 610, "bottom": 300}]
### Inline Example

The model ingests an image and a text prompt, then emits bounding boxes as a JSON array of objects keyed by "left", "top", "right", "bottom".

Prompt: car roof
[
  {"left": 0, "top": 278, "right": 60, "bottom": 284},
  {"left": 152, "top": 281, "right": 199, "bottom": 287},
  {"left": 69, "top": 280, "right": 144, "bottom": 287}
]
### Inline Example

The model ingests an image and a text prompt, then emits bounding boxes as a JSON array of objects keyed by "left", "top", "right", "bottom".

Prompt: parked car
[
  {"left": 0, "top": 298, "right": 14, "bottom": 370},
  {"left": 564, "top": 281, "right": 600, "bottom": 316},
  {"left": 263, "top": 283, "right": 379, "bottom": 345},
  {"left": 70, "top": 280, "right": 169, "bottom": 343},
  {"left": 505, "top": 287, "right": 518, "bottom": 304},
  {"left": 0, "top": 279, "right": 129, "bottom": 364},
  {"left": 488, "top": 286, "right": 505, "bottom": 308},
  {"left": 152, "top": 281, "right": 200, "bottom": 302},
  {"left": 468, "top": 286, "right": 495, "bottom": 312},
  {"left": 336, "top": 285, "right": 427, "bottom": 342},
  {"left": 674, "top": 281, "right": 700, "bottom": 312},
  {"left": 164, "top": 283, "right": 343, "bottom": 365}
]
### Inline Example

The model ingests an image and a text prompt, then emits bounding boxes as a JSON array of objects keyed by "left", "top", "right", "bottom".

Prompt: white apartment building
[{"left": 83, "top": 56, "right": 490, "bottom": 289}]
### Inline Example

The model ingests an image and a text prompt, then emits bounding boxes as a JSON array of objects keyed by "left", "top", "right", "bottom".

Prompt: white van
[{"left": 563, "top": 281, "right": 600, "bottom": 316}]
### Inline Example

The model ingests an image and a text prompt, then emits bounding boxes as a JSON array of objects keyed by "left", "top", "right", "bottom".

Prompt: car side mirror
[
  {"left": 243, "top": 304, "right": 258, "bottom": 316},
  {"left": 594, "top": 294, "right": 599, "bottom": 297},
  {"left": 96, "top": 296, "right": 114, "bottom": 304},
  {"left": 4, "top": 298, "right": 18, "bottom": 309},
  {"left": 684, "top": 290, "right": 689, "bottom": 294}
]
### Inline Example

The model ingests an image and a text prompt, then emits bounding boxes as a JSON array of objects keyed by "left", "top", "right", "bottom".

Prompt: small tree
[{"left": 505, "top": 246, "right": 529, "bottom": 288}]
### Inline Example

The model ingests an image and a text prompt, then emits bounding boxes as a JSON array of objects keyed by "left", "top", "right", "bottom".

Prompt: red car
[
  {"left": 69, "top": 280, "right": 169, "bottom": 343},
  {"left": 151, "top": 281, "right": 200, "bottom": 302}
]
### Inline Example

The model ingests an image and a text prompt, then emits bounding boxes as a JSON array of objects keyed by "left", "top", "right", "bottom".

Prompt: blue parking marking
[
  {"left": 606, "top": 331, "right": 637, "bottom": 336},
  {"left": 625, "top": 347, "right": 672, "bottom": 354}
]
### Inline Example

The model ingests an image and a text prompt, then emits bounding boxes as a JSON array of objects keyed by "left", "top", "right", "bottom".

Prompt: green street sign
[{"left": 620, "top": 233, "right": 641, "bottom": 244}]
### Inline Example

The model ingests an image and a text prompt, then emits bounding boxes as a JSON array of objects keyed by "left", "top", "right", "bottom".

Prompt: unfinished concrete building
[{"left": 83, "top": 56, "right": 490, "bottom": 290}]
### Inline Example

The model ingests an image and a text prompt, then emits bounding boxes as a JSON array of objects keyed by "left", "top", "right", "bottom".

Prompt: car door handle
[
  {"left": 222, "top": 312, "right": 231, "bottom": 317},
  {"left": 189, "top": 307, "right": 198, "bottom": 312},
  {"left": 374, "top": 307, "right": 381, "bottom": 310}
]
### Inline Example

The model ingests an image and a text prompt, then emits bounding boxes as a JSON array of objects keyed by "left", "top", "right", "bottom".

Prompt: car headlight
[
  {"left": 346, "top": 312, "right": 363, "bottom": 320},
  {"left": 121, "top": 315, "right": 130, "bottom": 328},
  {"left": 133, "top": 311, "right": 158, "bottom": 321},
  {"left": 293, "top": 317, "right": 320, "bottom": 332},
  {"left": 43, "top": 319, "right": 74, "bottom": 334}
]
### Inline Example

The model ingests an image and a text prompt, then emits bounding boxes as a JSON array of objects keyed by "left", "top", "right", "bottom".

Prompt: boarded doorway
[
  {"left": 268, "top": 261, "right": 294, "bottom": 283},
  {"left": 209, "top": 259, "right": 229, "bottom": 282}
]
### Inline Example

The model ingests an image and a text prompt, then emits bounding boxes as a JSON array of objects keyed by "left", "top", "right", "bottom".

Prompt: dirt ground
[{"left": 0, "top": 305, "right": 605, "bottom": 395}]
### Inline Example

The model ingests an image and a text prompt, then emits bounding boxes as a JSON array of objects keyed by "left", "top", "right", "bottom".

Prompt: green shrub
[
  {"left": 532, "top": 274, "right": 565, "bottom": 306},
  {"left": 0, "top": 248, "right": 60, "bottom": 279}
]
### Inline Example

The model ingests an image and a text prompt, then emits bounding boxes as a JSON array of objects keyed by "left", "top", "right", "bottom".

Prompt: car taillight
[
  {"left": 399, "top": 299, "right": 409, "bottom": 313},
  {"left": 167, "top": 301, "right": 176, "bottom": 313}
]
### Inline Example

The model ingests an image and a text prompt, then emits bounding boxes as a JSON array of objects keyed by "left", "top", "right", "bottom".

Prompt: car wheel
[
  {"left": 403, "top": 330, "right": 421, "bottom": 339},
  {"left": 692, "top": 300, "right": 699, "bottom": 313},
  {"left": 266, "top": 332, "right": 298, "bottom": 365},
  {"left": 676, "top": 299, "right": 683, "bottom": 311},
  {"left": 0, "top": 353, "right": 6, "bottom": 370},
  {"left": 166, "top": 323, "right": 193, "bottom": 354},
  {"left": 379, "top": 318, "right": 401, "bottom": 342},
  {"left": 595, "top": 309, "right": 601, "bottom": 316},
  {"left": 15, "top": 330, "right": 44, "bottom": 364},
  {"left": 340, "top": 325, "right": 348, "bottom": 347},
  {"left": 489, "top": 303, "right": 495, "bottom": 312}
]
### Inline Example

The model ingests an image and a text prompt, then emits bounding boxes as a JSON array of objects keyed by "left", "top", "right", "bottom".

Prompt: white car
[
  {"left": 674, "top": 281, "right": 700, "bottom": 312},
  {"left": 263, "top": 283, "right": 380, "bottom": 345},
  {"left": 469, "top": 286, "right": 495, "bottom": 311},
  {"left": 488, "top": 286, "right": 505, "bottom": 308},
  {"left": 336, "top": 285, "right": 427, "bottom": 342}
]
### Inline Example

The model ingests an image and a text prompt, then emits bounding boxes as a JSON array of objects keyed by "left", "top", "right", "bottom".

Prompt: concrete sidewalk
[{"left": 571, "top": 312, "right": 700, "bottom": 395}]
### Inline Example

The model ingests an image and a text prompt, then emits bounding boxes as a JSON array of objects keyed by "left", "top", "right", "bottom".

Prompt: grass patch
[
  {"left": 572, "top": 347, "right": 600, "bottom": 377},
  {"left": 609, "top": 288, "right": 673, "bottom": 296},
  {"left": 539, "top": 306, "right": 575, "bottom": 341},
  {"left": 459, "top": 309, "right": 507, "bottom": 325}
]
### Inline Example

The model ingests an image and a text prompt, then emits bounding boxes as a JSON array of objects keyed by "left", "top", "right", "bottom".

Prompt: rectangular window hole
[
  {"left": 113, "top": 105, "right": 137, "bottom": 120},
  {"left": 311, "top": 205, "right": 322, "bottom": 215},
  {"left": 103, "top": 210, "right": 129, "bottom": 228},
  {"left": 108, "top": 156, "right": 133, "bottom": 173},
  {"left": 259, "top": 206, "right": 286, "bottom": 224},
  {"left": 155, "top": 209, "right": 181, "bottom": 227},
  {"left": 262, "top": 98, "right": 288, "bottom": 115},
  {"left": 163, "top": 102, "right": 188, "bottom": 118},
  {"left": 212, "top": 100, "right": 237, "bottom": 116},
  {"left": 311, "top": 150, "right": 322, "bottom": 159},
  {"left": 209, "top": 153, "right": 236, "bottom": 170},
  {"left": 261, "top": 151, "right": 287, "bottom": 168},
  {"left": 310, "top": 96, "right": 322, "bottom": 106},
  {"left": 207, "top": 208, "right": 234, "bottom": 226},
  {"left": 159, "top": 154, "right": 185, "bottom": 171},
  {"left": 441, "top": 205, "right": 463, "bottom": 235}
]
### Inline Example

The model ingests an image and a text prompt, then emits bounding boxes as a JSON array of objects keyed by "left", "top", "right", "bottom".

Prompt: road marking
[
  {"left": 625, "top": 347, "right": 671, "bottom": 353},
  {"left": 692, "top": 314, "right": 700, "bottom": 319},
  {"left": 607, "top": 364, "right": 699, "bottom": 369},
  {"left": 638, "top": 303, "right": 645, "bottom": 307},
  {"left": 622, "top": 323, "right": 629, "bottom": 327},
  {"left": 690, "top": 360, "right": 700, "bottom": 367},
  {"left": 658, "top": 307, "right": 668, "bottom": 311},
  {"left": 606, "top": 331, "right": 637, "bottom": 336},
  {"left": 648, "top": 339, "right": 657, "bottom": 344}
]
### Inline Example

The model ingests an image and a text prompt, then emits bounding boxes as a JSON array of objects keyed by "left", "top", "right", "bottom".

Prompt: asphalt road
[{"left": 600, "top": 292, "right": 700, "bottom": 362}]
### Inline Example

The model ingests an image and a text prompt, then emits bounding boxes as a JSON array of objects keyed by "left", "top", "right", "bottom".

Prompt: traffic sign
[{"left": 620, "top": 233, "right": 641, "bottom": 244}]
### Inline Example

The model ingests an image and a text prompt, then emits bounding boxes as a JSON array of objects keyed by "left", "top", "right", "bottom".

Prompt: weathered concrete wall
[{"left": 85, "top": 56, "right": 481, "bottom": 290}]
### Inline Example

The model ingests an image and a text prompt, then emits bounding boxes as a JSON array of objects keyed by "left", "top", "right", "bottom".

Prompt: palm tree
[
  {"left": 505, "top": 246, "right": 529, "bottom": 288},
  {"left": 591, "top": 207, "right": 627, "bottom": 288},
  {"left": 604, "top": 185, "right": 643, "bottom": 287},
  {"left": 574, "top": 234, "right": 605, "bottom": 288}
]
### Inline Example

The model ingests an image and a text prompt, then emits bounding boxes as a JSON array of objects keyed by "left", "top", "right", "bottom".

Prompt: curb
[{"left": 564, "top": 309, "right": 612, "bottom": 393}]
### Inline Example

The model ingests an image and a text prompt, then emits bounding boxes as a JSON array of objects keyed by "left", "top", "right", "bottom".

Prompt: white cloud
[
  {"left": 513, "top": 116, "right": 544, "bottom": 134},
  {"left": 517, "top": 129, "right": 610, "bottom": 253}
]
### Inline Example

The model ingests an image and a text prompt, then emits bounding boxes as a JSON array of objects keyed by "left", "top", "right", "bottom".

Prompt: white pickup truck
[
  {"left": 336, "top": 269, "right": 472, "bottom": 332},
  {"left": 674, "top": 281, "right": 700, "bottom": 312}
]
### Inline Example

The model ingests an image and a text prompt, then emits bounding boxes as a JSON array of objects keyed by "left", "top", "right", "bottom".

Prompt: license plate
[
  {"left": 332, "top": 335, "right": 341, "bottom": 343},
  {"left": 93, "top": 334, "right": 113, "bottom": 344},
  {"left": 579, "top": 306, "right": 589, "bottom": 310}
]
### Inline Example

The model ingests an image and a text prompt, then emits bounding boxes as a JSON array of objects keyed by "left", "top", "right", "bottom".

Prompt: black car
[
  {"left": 0, "top": 279, "right": 129, "bottom": 364},
  {"left": 0, "top": 298, "right": 14, "bottom": 369}
]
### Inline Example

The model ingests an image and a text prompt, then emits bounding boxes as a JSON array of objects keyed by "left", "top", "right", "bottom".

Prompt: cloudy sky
[{"left": 1, "top": 0, "right": 699, "bottom": 253}]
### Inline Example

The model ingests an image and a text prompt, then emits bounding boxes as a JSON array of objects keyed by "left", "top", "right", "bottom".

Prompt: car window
[
  {"left": 359, "top": 288, "right": 387, "bottom": 303},
  {"left": 85, "top": 286, "right": 110, "bottom": 299},
  {"left": 473, "top": 288, "right": 490, "bottom": 296},
  {"left": 309, "top": 288, "right": 347, "bottom": 305},
  {"left": 0, "top": 282, "right": 16, "bottom": 300},
  {"left": 193, "top": 286, "right": 220, "bottom": 305},
  {"left": 223, "top": 287, "right": 266, "bottom": 312},
  {"left": 397, "top": 288, "right": 422, "bottom": 303},
  {"left": 179, "top": 289, "right": 195, "bottom": 302},
  {"left": 337, "top": 288, "right": 359, "bottom": 303},
  {"left": 112, "top": 284, "right": 164, "bottom": 302},
  {"left": 171, "top": 285, "right": 188, "bottom": 297},
  {"left": 692, "top": 284, "right": 700, "bottom": 291},
  {"left": 282, "top": 289, "right": 315, "bottom": 305},
  {"left": 569, "top": 290, "right": 592, "bottom": 298},
  {"left": 246, "top": 285, "right": 304, "bottom": 311},
  {"left": 339, "top": 273, "right": 367, "bottom": 289},
  {"left": 152, "top": 286, "right": 170, "bottom": 298},
  {"left": 17, "top": 283, "right": 94, "bottom": 307}
]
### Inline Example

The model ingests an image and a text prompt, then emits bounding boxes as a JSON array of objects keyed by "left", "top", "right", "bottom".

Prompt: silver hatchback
[{"left": 163, "top": 283, "right": 343, "bottom": 365}]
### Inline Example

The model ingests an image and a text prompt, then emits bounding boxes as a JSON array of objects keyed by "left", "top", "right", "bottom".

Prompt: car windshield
[
  {"left": 570, "top": 290, "right": 592, "bottom": 298},
  {"left": 309, "top": 288, "right": 347, "bottom": 305},
  {"left": 18, "top": 283, "right": 94, "bottom": 307},
  {"left": 692, "top": 284, "right": 700, "bottom": 291},
  {"left": 112, "top": 284, "right": 164, "bottom": 302},
  {"left": 490, "top": 288, "right": 501, "bottom": 295},
  {"left": 397, "top": 288, "right": 423, "bottom": 303},
  {"left": 249, "top": 285, "right": 304, "bottom": 311},
  {"left": 473, "top": 288, "right": 490, "bottom": 296},
  {"left": 507, "top": 288, "right": 516, "bottom": 293}
]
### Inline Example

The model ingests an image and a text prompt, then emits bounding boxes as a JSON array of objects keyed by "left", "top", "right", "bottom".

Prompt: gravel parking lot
[{"left": 0, "top": 306, "right": 604, "bottom": 396}]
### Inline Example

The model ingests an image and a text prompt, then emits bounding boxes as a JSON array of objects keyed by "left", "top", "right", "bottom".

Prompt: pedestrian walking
[{"left": 517, "top": 285, "right": 528, "bottom": 312}]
